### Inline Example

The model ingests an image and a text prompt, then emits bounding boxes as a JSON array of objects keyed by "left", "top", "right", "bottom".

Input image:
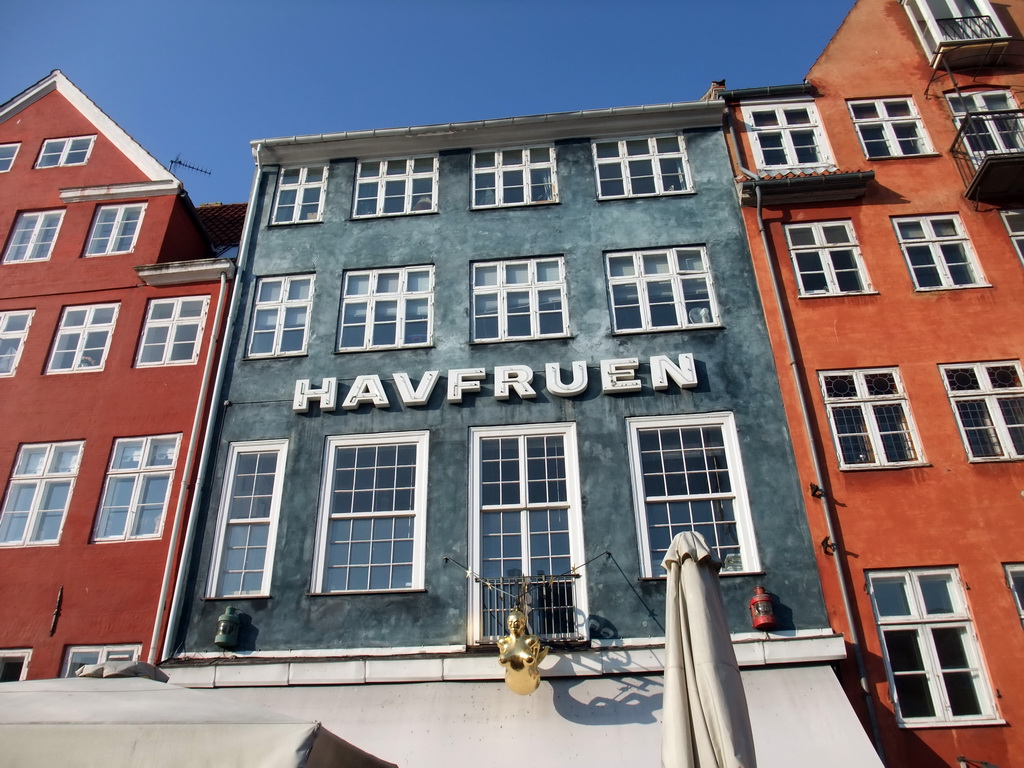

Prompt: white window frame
[
  {"left": 0, "top": 441, "right": 84, "bottom": 547},
  {"left": 867, "top": 568, "right": 998, "bottom": 727},
  {"left": 605, "top": 246, "right": 718, "bottom": 333},
  {"left": 0, "top": 310, "right": 34, "bottom": 377},
  {"left": 472, "top": 146, "right": 558, "bottom": 208},
  {"left": 207, "top": 440, "right": 288, "bottom": 598},
  {"left": 0, "top": 650, "right": 31, "bottom": 682},
  {"left": 848, "top": 98, "right": 933, "bottom": 159},
  {"left": 627, "top": 412, "right": 760, "bottom": 578},
  {"left": 0, "top": 143, "right": 20, "bottom": 173},
  {"left": 84, "top": 203, "right": 146, "bottom": 256},
  {"left": 784, "top": 221, "right": 872, "bottom": 296},
  {"left": 313, "top": 431, "right": 429, "bottom": 594},
  {"left": 1005, "top": 564, "right": 1024, "bottom": 622},
  {"left": 353, "top": 156, "right": 437, "bottom": 218},
  {"left": 471, "top": 256, "right": 568, "bottom": 343},
  {"left": 247, "top": 275, "right": 314, "bottom": 358},
  {"left": 93, "top": 434, "right": 181, "bottom": 542},
  {"left": 820, "top": 368, "right": 924, "bottom": 469},
  {"left": 3, "top": 210, "right": 65, "bottom": 263},
  {"left": 46, "top": 303, "right": 119, "bottom": 374},
  {"left": 61, "top": 644, "right": 140, "bottom": 678},
  {"left": 892, "top": 214, "right": 985, "bottom": 290},
  {"left": 1001, "top": 210, "right": 1024, "bottom": 267},
  {"left": 468, "top": 422, "right": 588, "bottom": 644},
  {"left": 742, "top": 101, "right": 834, "bottom": 172},
  {"left": 135, "top": 296, "right": 210, "bottom": 367},
  {"left": 271, "top": 166, "right": 327, "bottom": 224},
  {"left": 35, "top": 135, "right": 95, "bottom": 168},
  {"left": 592, "top": 135, "right": 691, "bottom": 199},
  {"left": 940, "top": 361, "right": 1024, "bottom": 461},
  {"left": 338, "top": 265, "right": 433, "bottom": 351}
]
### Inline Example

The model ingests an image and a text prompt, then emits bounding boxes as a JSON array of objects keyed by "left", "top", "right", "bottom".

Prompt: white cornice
[
  {"left": 60, "top": 179, "right": 181, "bottom": 203},
  {"left": 0, "top": 70, "right": 178, "bottom": 184},
  {"left": 135, "top": 258, "right": 235, "bottom": 286},
  {"left": 253, "top": 100, "right": 726, "bottom": 166}
]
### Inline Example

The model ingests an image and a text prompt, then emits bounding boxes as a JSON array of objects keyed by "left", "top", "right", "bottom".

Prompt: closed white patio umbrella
[{"left": 661, "top": 532, "right": 756, "bottom": 768}]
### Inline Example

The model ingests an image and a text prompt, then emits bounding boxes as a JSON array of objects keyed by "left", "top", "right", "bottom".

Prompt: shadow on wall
[{"left": 552, "top": 674, "right": 663, "bottom": 726}]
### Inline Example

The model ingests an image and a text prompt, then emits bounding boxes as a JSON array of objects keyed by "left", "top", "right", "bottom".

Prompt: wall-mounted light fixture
[{"left": 214, "top": 606, "right": 240, "bottom": 649}]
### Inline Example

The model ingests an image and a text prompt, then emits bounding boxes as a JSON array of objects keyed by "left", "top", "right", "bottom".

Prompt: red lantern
[{"left": 749, "top": 585, "right": 777, "bottom": 631}]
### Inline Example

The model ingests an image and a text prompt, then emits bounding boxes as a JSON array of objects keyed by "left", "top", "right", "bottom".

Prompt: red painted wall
[
  {"left": 0, "top": 81, "right": 224, "bottom": 678},
  {"left": 730, "top": 1, "right": 1024, "bottom": 765}
]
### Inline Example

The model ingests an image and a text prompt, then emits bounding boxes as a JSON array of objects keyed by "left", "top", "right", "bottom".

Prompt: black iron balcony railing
[
  {"left": 937, "top": 14, "right": 1001, "bottom": 42},
  {"left": 478, "top": 574, "right": 584, "bottom": 644},
  {"left": 951, "top": 110, "right": 1024, "bottom": 201}
]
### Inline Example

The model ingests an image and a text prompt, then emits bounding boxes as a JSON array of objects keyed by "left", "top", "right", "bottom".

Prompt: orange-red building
[
  {"left": 723, "top": 1, "right": 1024, "bottom": 765},
  {"left": 0, "top": 71, "right": 234, "bottom": 680}
]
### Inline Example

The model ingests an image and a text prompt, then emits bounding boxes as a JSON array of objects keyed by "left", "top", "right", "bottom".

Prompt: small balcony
[
  {"left": 951, "top": 110, "right": 1024, "bottom": 203},
  {"left": 902, "top": 0, "right": 1022, "bottom": 70},
  {"left": 478, "top": 574, "right": 586, "bottom": 644}
]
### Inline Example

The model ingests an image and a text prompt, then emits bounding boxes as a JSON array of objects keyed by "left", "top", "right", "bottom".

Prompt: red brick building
[
  {"left": 723, "top": 1, "right": 1024, "bottom": 765},
  {"left": 0, "top": 71, "right": 234, "bottom": 680}
]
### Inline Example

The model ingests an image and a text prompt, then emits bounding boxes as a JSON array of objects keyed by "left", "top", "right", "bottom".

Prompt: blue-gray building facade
[{"left": 170, "top": 100, "right": 831, "bottom": 664}]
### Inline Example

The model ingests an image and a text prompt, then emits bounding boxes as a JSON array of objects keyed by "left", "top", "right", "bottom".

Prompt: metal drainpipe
[
  {"left": 159, "top": 147, "right": 265, "bottom": 661},
  {"left": 148, "top": 268, "right": 228, "bottom": 664},
  {"left": 754, "top": 184, "right": 887, "bottom": 765}
]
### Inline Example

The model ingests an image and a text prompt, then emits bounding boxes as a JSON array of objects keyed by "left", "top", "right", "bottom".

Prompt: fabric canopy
[
  {"left": 0, "top": 675, "right": 395, "bottom": 768},
  {"left": 661, "top": 532, "right": 757, "bottom": 768}
]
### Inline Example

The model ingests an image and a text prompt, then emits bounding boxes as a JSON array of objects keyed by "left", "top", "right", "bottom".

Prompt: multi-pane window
[
  {"left": 272, "top": 166, "right": 327, "bottom": 224},
  {"left": 0, "top": 651, "right": 30, "bottom": 682},
  {"left": 94, "top": 435, "right": 180, "bottom": 541},
  {"left": 84, "top": 203, "right": 145, "bottom": 256},
  {"left": 0, "top": 441, "right": 84, "bottom": 546},
  {"left": 947, "top": 90, "right": 1022, "bottom": 158},
  {"left": 0, "top": 310, "right": 34, "bottom": 376},
  {"left": 940, "top": 361, "right": 1024, "bottom": 460},
  {"left": 339, "top": 266, "right": 433, "bottom": 351},
  {"left": 848, "top": 98, "right": 931, "bottom": 158},
  {"left": 0, "top": 143, "right": 19, "bottom": 172},
  {"left": 1006, "top": 564, "right": 1024, "bottom": 620},
  {"left": 36, "top": 136, "right": 95, "bottom": 168},
  {"left": 248, "top": 275, "right": 313, "bottom": 357},
  {"left": 592, "top": 135, "right": 690, "bottom": 199},
  {"left": 605, "top": 246, "right": 717, "bottom": 333},
  {"left": 868, "top": 568, "right": 996, "bottom": 725},
  {"left": 135, "top": 296, "right": 209, "bottom": 367},
  {"left": 61, "top": 645, "right": 140, "bottom": 678},
  {"left": 208, "top": 440, "right": 288, "bottom": 597},
  {"left": 784, "top": 221, "right": 871, "bottom": 296},
  {"left": 820, "top": 368, "right": 922, "bottom": 469},
  {"left": 3, "top": 210, "right": 64, "bottom": 263},
  {"left": 47, "top": 303, "right": 119, "bottom": 373},
  {"left": 1001, "top": 210, "right": 1024, "bottom": 264},
  {"left": 472, "top": 257, "right": 568, "bottom": 342},
  {"left": 893, "top": 215, "right": 984, "bottom": 290},
  {"left": 473, "top": 146, "right": 557, "bottom": 208},
  {"left": 314, "top": 432, "right": 428, "bottom": 593},
  {"left": 627, "top": 413, "right": 757, "bottom": 577},
  {"left": 354, "top": 157, "right": 437, "bottom": 217},
  {"left": 743, "top": 102, "right": 831, "bottom": 170},
  {"left": 471, "top": 423, "right": 586, "bottom": 643}
]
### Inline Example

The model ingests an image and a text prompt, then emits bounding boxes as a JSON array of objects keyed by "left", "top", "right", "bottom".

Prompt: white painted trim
[
  {"left": 0, "top": 71, "right": 177, "bottom": 184},
  {"left": 135, "top": 259, "right": 235, "bottom": 286},
  {"left": 60, "top": 180, "right": 180, "bottom": 203},
  {"left": 165, "top": 631, "right": 846, "bottom": 688}
]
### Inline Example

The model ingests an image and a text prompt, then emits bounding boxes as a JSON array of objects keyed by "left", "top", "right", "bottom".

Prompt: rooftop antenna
[{"left": 168, "top": 153, "right": 211, "bottom": 176}]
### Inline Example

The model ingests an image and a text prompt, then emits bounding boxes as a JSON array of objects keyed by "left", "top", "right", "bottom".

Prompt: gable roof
[{"left": 0, "top": 70, "right": 180, "bottom": 186}]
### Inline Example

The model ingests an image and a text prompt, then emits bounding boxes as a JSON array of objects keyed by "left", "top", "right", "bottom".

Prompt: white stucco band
[{"left": 164, "top": 630, "right": 846, "bottom": 688}]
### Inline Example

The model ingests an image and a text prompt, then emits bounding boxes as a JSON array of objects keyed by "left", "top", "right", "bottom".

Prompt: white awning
[
  {"left": 0, "top": 676, "right": 394, "bottom": 768},
  {"left": 190, "top": 665, "right": 882, "bottom": 768}
]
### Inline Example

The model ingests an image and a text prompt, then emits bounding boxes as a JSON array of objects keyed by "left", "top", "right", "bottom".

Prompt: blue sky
[{"left": 3, "top": 1, "right": 853, "bottom": 204}]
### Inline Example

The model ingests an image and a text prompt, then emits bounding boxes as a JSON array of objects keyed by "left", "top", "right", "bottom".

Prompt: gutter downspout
[
  {"left": 754, "top": 183, "right": 887, "bottom": 765},
  {"left": 159, "top": 147, "right": 265, "bottom": 661},
  {"left": 148, "top": 268, "right": 228, "bottom": 664}
]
